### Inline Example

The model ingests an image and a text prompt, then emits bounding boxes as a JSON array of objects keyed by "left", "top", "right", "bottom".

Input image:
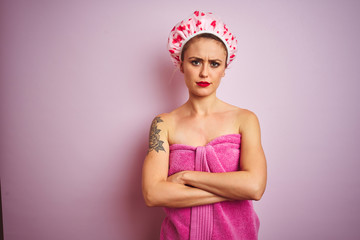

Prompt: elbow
[
  {"left": 143, "top": 179, "right": 170, "bottom": 207},
  {"left": 143, "top": 186, "right": 163, "bottom": 207},
  {"left": 145, "top": 200, "right": 156, "bottom": 208},
  {"left": 144, "top": 196, "right": 155, "bottom": 207},
  {"left": 251, "top": 190, "right": 263, "bottom": 201},
  {"left": 251, "top": 183, "right": 265, "bottom": 201},
  {"left": 233, "top": 182, "right": 265, "bottom": 201},
  {"left": 143, "top": 189, "right": 157, "bottom": 207}
]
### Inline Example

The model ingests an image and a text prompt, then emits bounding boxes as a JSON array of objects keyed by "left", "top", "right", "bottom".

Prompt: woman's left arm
[{"left": 168, "top": 110, "right": 267, "bottom": 201}]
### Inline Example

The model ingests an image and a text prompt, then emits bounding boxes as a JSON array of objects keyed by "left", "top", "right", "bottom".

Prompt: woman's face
[{"left": 180, "top": 37, "right": 227, "bottom": 98}]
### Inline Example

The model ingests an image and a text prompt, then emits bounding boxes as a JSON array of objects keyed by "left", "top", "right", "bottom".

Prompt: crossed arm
[{"left": 141, "top": 112, "right": 267, "bottom": 208}]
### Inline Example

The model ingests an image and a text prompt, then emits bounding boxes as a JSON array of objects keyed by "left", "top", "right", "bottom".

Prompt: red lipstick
[{"left": 196, "top": 81, "right": 211, "bottom": 87}]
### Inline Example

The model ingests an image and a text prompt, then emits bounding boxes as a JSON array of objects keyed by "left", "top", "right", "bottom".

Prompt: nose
[{"left": 199, "top": 63, "right": 209, "bottom": 78}]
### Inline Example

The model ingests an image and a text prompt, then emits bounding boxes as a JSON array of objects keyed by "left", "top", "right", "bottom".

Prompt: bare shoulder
[
  {"left": 156, "top": 110, "right": 179, "bottom": 127},
  {"left": 233, "top": 108, "right": 261, "bottom": 134},
  {"left": 220, "top": 102, "right": 258, "bottom": 122},
  {"left": 236, "top": 108, "right": 259, "bottom": 121},
  {"left": 152, "top": 112, "right": 171, "bottom": 124},
  {"left": 159, "top": 104, "right": 188, "bottom": 126}
]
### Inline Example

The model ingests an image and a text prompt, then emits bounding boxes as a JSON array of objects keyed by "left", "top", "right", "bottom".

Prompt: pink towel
[{"left": 160, "top": 134, "right": 260, "bottom": 240}]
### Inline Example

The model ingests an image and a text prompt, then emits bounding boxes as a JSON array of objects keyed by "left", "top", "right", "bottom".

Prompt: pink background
[{"left": 1, "top": 0, "right": 360, "bottom": 239}]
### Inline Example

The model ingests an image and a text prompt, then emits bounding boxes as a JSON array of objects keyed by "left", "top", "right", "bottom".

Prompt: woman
[{"left": 142, "top": 11, "right": 267, "bottom": 240}]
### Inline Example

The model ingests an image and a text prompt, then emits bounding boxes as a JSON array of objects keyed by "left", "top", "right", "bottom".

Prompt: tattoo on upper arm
[{"left": 148, "top": 117, "right": 166, "bottom": 153}]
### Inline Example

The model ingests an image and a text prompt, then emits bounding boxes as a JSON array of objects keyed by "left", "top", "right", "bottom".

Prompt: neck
[{"left": 186, "top": 93, "right": 220, "bottom": 116}]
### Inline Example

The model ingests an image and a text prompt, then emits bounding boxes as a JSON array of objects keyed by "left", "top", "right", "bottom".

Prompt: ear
[{"left": 180, "top": 62, "right": 184, "bottom": 73}]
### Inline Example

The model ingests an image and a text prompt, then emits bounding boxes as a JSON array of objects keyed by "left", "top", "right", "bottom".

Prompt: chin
[{"left": 190, "top": 89, "right": 215, "bottom": 97}]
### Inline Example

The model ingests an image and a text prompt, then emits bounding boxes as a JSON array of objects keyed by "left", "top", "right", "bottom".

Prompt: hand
[{"left": 167, "top": 171, "right": 188, "bottom": 185}]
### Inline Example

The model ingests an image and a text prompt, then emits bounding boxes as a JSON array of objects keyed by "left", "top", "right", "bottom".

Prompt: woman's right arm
[{"left": 142, "top": 114, "right": 228, "bottom": 208}]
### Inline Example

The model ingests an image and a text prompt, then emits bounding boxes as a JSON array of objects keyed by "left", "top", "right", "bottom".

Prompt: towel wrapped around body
[{"left": 160, "top": 134, "right": 260, "bottom": 240}]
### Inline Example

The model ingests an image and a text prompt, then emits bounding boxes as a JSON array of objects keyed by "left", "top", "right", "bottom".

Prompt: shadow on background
[
  {"left": 121, "top": 53, "right": 186, "bottom": 240},
  {"left": 154, "top": 53, "right": 188, "bottom": 113},
  {"left": 0, "top": 181, "right": 3, "bottom": 240},
  {"left": 123, "top": 133, "right": 165, "bottom": 240}
]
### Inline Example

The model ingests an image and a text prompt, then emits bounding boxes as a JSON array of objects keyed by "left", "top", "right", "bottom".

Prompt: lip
[{"left": 196, "top": 81, "right": 211, "bottom": 87}]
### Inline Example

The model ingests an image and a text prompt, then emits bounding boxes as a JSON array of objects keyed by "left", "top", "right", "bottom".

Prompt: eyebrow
[{"left": 188, "top": 57, "right": 223, "bottom": 62}]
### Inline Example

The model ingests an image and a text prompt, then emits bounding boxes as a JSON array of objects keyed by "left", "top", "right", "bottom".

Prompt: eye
[
  {"left": 191, "top": 60, "right": 201, "bottom": 66},
  {"left": 210, "top": 61, "right": 220, "bottom": 67}
]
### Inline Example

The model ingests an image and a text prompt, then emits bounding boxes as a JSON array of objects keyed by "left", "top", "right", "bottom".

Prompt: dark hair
[{"left": 180, "top": 33, "right": 228, "bottom": 67}]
